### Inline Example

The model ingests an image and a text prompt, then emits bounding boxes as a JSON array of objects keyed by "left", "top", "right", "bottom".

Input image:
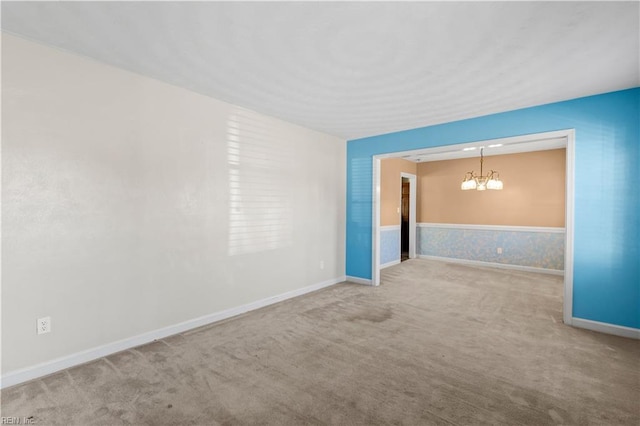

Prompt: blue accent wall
[{"left": 346, "top": 88, "right": 639, "bottom": 329}]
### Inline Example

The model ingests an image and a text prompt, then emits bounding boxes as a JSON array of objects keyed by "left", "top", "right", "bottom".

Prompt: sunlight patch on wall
[{"left": 227, "top": 108, "right": 293, "bottom": 256}]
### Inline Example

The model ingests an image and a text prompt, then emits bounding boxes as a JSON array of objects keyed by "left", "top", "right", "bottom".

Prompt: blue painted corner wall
[{"left": 346, "top": 88, "right": 639, "bottom": 329}]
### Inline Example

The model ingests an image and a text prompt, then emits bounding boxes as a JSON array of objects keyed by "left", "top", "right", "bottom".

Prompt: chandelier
[{"left": 461, "top": 147, "right": 503, "bottom": 191}]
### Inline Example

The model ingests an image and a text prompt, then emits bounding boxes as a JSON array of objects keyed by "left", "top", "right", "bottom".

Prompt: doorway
[
  {"left": 401, "top": 178, "right": 410, "bottom": 261},
  {"left": 371, "top": 129, "right": 575, "bottom": 326},
  {"left": 399, "top": 172, "right": 416, "bottom": 263}
]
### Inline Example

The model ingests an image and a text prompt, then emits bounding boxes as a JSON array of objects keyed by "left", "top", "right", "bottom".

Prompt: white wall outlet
[
  {"left": 320, "top": 260, "right": 325, "bottom": 270},
  {"left": 496, "top": 247, "right": 503, "bottom": 254},
  {"left": 37, "top": 316, "right": 51, "bottom": 335}
]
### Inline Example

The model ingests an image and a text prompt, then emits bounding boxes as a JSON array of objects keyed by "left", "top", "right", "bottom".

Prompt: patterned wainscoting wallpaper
[
  {"left": 417, "top": 225, "right": 565, "bottom": 271},
  {"left": 380, "top": 227, "right": 401, "bottom": 266}
]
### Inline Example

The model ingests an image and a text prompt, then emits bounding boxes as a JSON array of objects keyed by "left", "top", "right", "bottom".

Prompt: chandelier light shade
[{"left": 461, "top": 148, "right": 503, "bottom": 191}]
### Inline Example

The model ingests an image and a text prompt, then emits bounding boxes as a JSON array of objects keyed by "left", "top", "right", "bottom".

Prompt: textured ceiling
[{"left": 2, "top": 1, "right": 638, "bottom": 140}]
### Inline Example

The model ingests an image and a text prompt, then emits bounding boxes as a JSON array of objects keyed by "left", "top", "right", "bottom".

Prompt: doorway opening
[
  {"left": 399, "top": 172, "right": 416, "bottom": 262},
  {"left": 372, "top": 129, "right": 575, "bottom": 325},
  {"left": 401, "top": 177, "right": 410, "bottom": 261}
]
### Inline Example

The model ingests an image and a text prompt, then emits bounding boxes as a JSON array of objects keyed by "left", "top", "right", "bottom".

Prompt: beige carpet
[{"left": 2, "top": 259, "right": 639, "bottom": 425}]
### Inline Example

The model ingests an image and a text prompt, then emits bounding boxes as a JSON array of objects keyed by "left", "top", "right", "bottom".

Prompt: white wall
[{"left": 1, "top": 34, "right": 346, "bottom": 376}]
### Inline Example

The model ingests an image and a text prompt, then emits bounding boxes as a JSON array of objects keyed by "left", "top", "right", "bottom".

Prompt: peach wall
[
  {"left": 381, "top": 158, "right": 417, "bottom": 226},
  {"left": 417, "top": 149, "right": 565, "bottom": 227}
]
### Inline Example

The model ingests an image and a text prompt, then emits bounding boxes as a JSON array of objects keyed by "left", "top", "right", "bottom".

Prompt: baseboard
[
  {"left": 380, "top": 259, "right": 401, "bottom": 269},
  {"left": 345, "top": 275, "right": 373, "bottom": 286},
  {"left": 417, "top": 255, "right": 564, "bottom": 276},
  {"left": 571, "top": 318, "right": 640, "bottom": 340},
  {"left": 0, "top": 276, "right": 346, "bottom": 389}
]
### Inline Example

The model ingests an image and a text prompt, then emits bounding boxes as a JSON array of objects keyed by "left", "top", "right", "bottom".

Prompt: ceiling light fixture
[{"left": 461, "top": 147, "right": 503, "bottom": 191}]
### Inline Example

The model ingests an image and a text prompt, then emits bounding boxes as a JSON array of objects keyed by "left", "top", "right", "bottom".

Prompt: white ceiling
[{"left": 2, "top": 1, "right": 638, "bottom": 140}]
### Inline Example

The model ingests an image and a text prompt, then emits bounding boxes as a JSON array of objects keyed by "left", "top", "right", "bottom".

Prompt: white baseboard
[
  {"left": 0, "top": 276, "right": 346, "bottom": 389},
  {"left": 417, "top": 255, "right": 564, "bottom": 276},
  {"left": 346, "top": 275, "right": 373, "bottom": 286},
  {"left": 571, "top": 318, "right": 640, "bottom": 340},
  {"left": 380, "top": 259, "right": 401, "bottom": 269}
]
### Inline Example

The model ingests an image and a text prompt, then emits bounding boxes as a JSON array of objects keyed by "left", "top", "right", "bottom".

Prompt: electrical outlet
[
  {"left": 496, "top": 247, "right": 503, "bottom": 254},
  {"left": 37, "top": 317, "right": 51, "bottom": 335},
  {"left": 320, "top": 260, "right": 325, "bottom": 270}
]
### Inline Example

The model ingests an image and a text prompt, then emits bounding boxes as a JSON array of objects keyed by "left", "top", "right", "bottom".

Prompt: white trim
[
  {"left": 417, "top": 223, "right": 565, "bottom": 233},
  {"left": 563, "top": 130, "right": 575, "bottom": 325},
  {"left": 346, "top": 275, "right": 374, "bottom": 286},
  {"left": 377, "top": 130, "right": 572, "bottom": 161},
  {"left": 571, "top": 318, "right": 640, "bottom": 340},
  {"left": 380, "top": 225, "right": 401, "bottom": 231},
  {"left": 380, "top": 259, "right": 401, "bottom": 269},
  {"left": 0, "top": 276, "right": 346, "bottom": 389},
  {"left": 372, "top": 157, "right": 382, "bottom": 286},
  {"left": 417, "top": 255, "right": 564, "bottom": 276}
]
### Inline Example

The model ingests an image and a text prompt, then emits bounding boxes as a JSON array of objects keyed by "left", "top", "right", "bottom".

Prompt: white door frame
[
  {"left": 400, "top": 172, "right": 417, "bottom": 260},
  {"left": 372, "top": 129, "right": 575, "bottom": 325}
]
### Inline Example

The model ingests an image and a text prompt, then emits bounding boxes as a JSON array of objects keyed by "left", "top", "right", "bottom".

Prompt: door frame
[
  {"left": 372, "top": 129, "right": 575, "bottom": 325},
  {"left": 400, "top": 172, "right": 417, "bottom": 261}
]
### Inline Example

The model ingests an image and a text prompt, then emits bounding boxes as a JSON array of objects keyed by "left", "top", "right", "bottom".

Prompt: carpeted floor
[{"left": 2, "top": 259, "right": 639, "bottom": 425}]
